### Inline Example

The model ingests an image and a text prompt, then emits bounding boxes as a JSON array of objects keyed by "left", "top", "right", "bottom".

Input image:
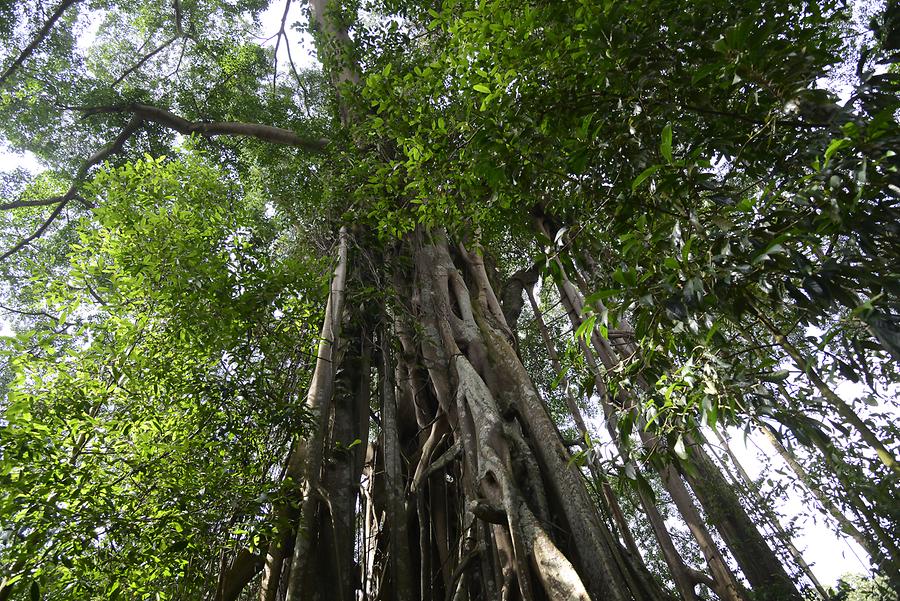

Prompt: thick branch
[
  {"left": 173, "top": 0, "right": 184, "bottom": 35},
  {"left": 85, "top": 104, "right": 328, "bottom": 151},
  {"left": 214, "top": 548, "right": 265, "bottom": 601},
  {"left": 0, "top": 0, "right": 85, "bottom": 87},
  {"left": 1, "top": 196, "right": 67, "bottom": 211}
]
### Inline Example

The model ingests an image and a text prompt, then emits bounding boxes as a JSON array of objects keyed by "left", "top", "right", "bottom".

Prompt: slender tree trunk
[
  {"left": 759, "top": 421, "right": 900, "bottom": 583},
  {"left": 551, "top": 259, "right": 746, "bottom": 601},
  {"left": 753, "top": 308, "right": 899, "bottom": 476},
  {"left": 680, "top": 436, "right": 802, "bottom": 600},
  {"left": 709, "top": 429, "right": 829, "bottom": 600},
  {"left": 312, "top": 324, "right": 372, "bottom": 600},
  {"left": 545, "top": 229, "right": 802, "bottom": 601},
  {"left": 379, "top": 327, "right": 417, "bottom": 601},
  {"left": 527, "top": 284, "right": 699, "bottom": 601},
  {"left": 284, "top": 228, "right": 351, "bottom": 601}
]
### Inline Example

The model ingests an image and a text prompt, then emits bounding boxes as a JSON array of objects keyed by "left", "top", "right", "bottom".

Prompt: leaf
[
  {"left": 673, "top": 435, "right": 688, "bottom": 460},
  {"left": 632, "top": 165, "right": 661, "bottom": 192},
  {"left": 30, "top": 581, "right": 40, "bottom": 601},
  {"left": 823, "top": 137, "right": 850, "bottom": 164},
  {"left": 751, "top": 243, "right": 784, "bottom": 264},
  {"left": 473, "top": 84, "right": 491, "bottom": 94},
  {"left": 584, "top": 289, "right": 618, "bottom": 306},
  {"left": 574, "top": 315, "right": 597, "bottom": 342},
  {"left": 660, "top": 123, "right": 673, "bottom": 163}
]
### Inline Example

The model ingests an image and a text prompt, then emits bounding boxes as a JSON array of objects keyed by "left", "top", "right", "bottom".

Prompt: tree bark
[
  {"left": 284, "top": 227, "right": 350, "bottom": 601},
  {"left": 680, "top": 437, "right": 802, "bottom": 600},
  {"left": 551, "top": 255, "right": 747, "bottom": 601}
]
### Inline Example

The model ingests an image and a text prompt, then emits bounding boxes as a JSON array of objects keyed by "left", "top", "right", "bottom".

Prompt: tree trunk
[
  {"left": 551, "top": 258, "right": 746, "bottom": 601},
  {"left": 709, "top": 429, "right": 829, "bottom": 600},
  {"left": 680, "top": 436, "right": 802, "bottom": 601},
  {"left": 759, "top": 421, "right": 900, "bottom": 583},
  {"left": 527, "top": 284, "right": 702, "bottom": 601}
]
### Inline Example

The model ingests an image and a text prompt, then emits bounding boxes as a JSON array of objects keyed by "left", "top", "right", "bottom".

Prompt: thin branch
[
  {"left": 0, "top": 199, "right": 69, "bottom": 262},
  {"left": 0, "top": 302, "right": 59, "bottom": 322},
  {"left": 284, "top": 41, "right": 313, "bottom": 119},
  {"left": 0, "top": 0, "right": 86, "bottom": 87},
  {"left": 84, "top": 282, "right": 108, "bottom": 306},
  {"left": 169, "top": 37, "right": 189, "bottom": 80},
  {"left": 271, "top": 0, "right": 293, "bottom": 93},
  {"left": 111, "top": 35, "right": 180, "bottom": 87},
  {"left": 0, "top": 116, "right": 141, "bottom": 262}
]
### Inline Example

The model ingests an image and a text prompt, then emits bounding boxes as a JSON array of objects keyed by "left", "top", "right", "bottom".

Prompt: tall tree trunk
[
  {"left": 544, "top": 225, "right": 801, "bottom": 601},
  {"left": 527, "top": 284, "right": 703, "bottom": 601},
  {"left": 680, "top": 436, "right": 802, "bottom": 600},
  {"left": 709, "top": 429, "right": 830, "bottom": 600},
  {"left": 753, "top": 308, "right": 899, "bottom": 476},
  {"left": 551, "top": 259, "right": 746, "bottom": 601},
  {"left": 284, "top": 228, "right": 351, "bottom": 601},
  {"left": 759, "top": 421, "right": 900, "bottom": 583},
  {"left": 379, "top": 326, "right": 417, "bottom": 601}
]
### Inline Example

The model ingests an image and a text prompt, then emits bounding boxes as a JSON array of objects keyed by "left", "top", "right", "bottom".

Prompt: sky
[{"left": 0, "top": 0, "right": 888, "bottom": 591}]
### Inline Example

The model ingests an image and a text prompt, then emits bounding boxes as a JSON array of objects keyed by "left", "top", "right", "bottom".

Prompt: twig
[
  {"left": 0, "top": 117, "right": 141, "bottom": 262},
  {"left": 0, "top": 0, "right": 86, "bottom": 87},
  {"left": 112, "top": 35, "right": 180, "bottom": 87},
  {"left": 271, "top": 0, "right": 293, "bottom": 93}
]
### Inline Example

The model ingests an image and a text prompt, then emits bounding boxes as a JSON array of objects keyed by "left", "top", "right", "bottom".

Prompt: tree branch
[
  {"left": 0, "top": 116, "right": 141, "bottom": 262},
  {"left": 0, "top": 0, "right": 86, "bottom": 87},
  {"left": 111, "top": 35, "right": 180, "bottom": 87},
  {"left": 84, "top": 103, "right": 328, "bottom": 150},
  {"left": 0, "top": 302, "right": 60, "bottom": 322},
  {"left": 271, "top": 0, "right": 293, "bottom": 92},
  {"left": 1, "top": 196, "right": 68, "bottom": 211},
  {"left": 0, "top": 197, "right": 69, "bottom": 262}
]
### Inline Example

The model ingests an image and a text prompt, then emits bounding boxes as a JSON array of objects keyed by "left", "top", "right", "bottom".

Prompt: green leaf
[
  {"left": 660, "top": 123, "right": 673, "bottom": 163},
  {"left": 823, "top": 137, "right": 850, "bottom": 165},
  {"left": 574, "top": 315, "right": 597, "bottom": 342},
  {"left": 632, "top": 165, "right": 661, "bottom": 192},
  {"left": 584, "top": 289, "right": 618, "bottom": 306},
  {"left": 473, "top": 84, "right": 491, "bottom": 94},
  {"left": 673, "top": 435, "right": 688, "bottom": 460}
]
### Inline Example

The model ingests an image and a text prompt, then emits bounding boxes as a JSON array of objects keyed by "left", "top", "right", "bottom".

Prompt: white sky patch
[
  {"left": 74, "top": 8, "right": 104, "bottom": 53},
  {"left": 0, "top": 146, "right": 43, "bottom": 173}
]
